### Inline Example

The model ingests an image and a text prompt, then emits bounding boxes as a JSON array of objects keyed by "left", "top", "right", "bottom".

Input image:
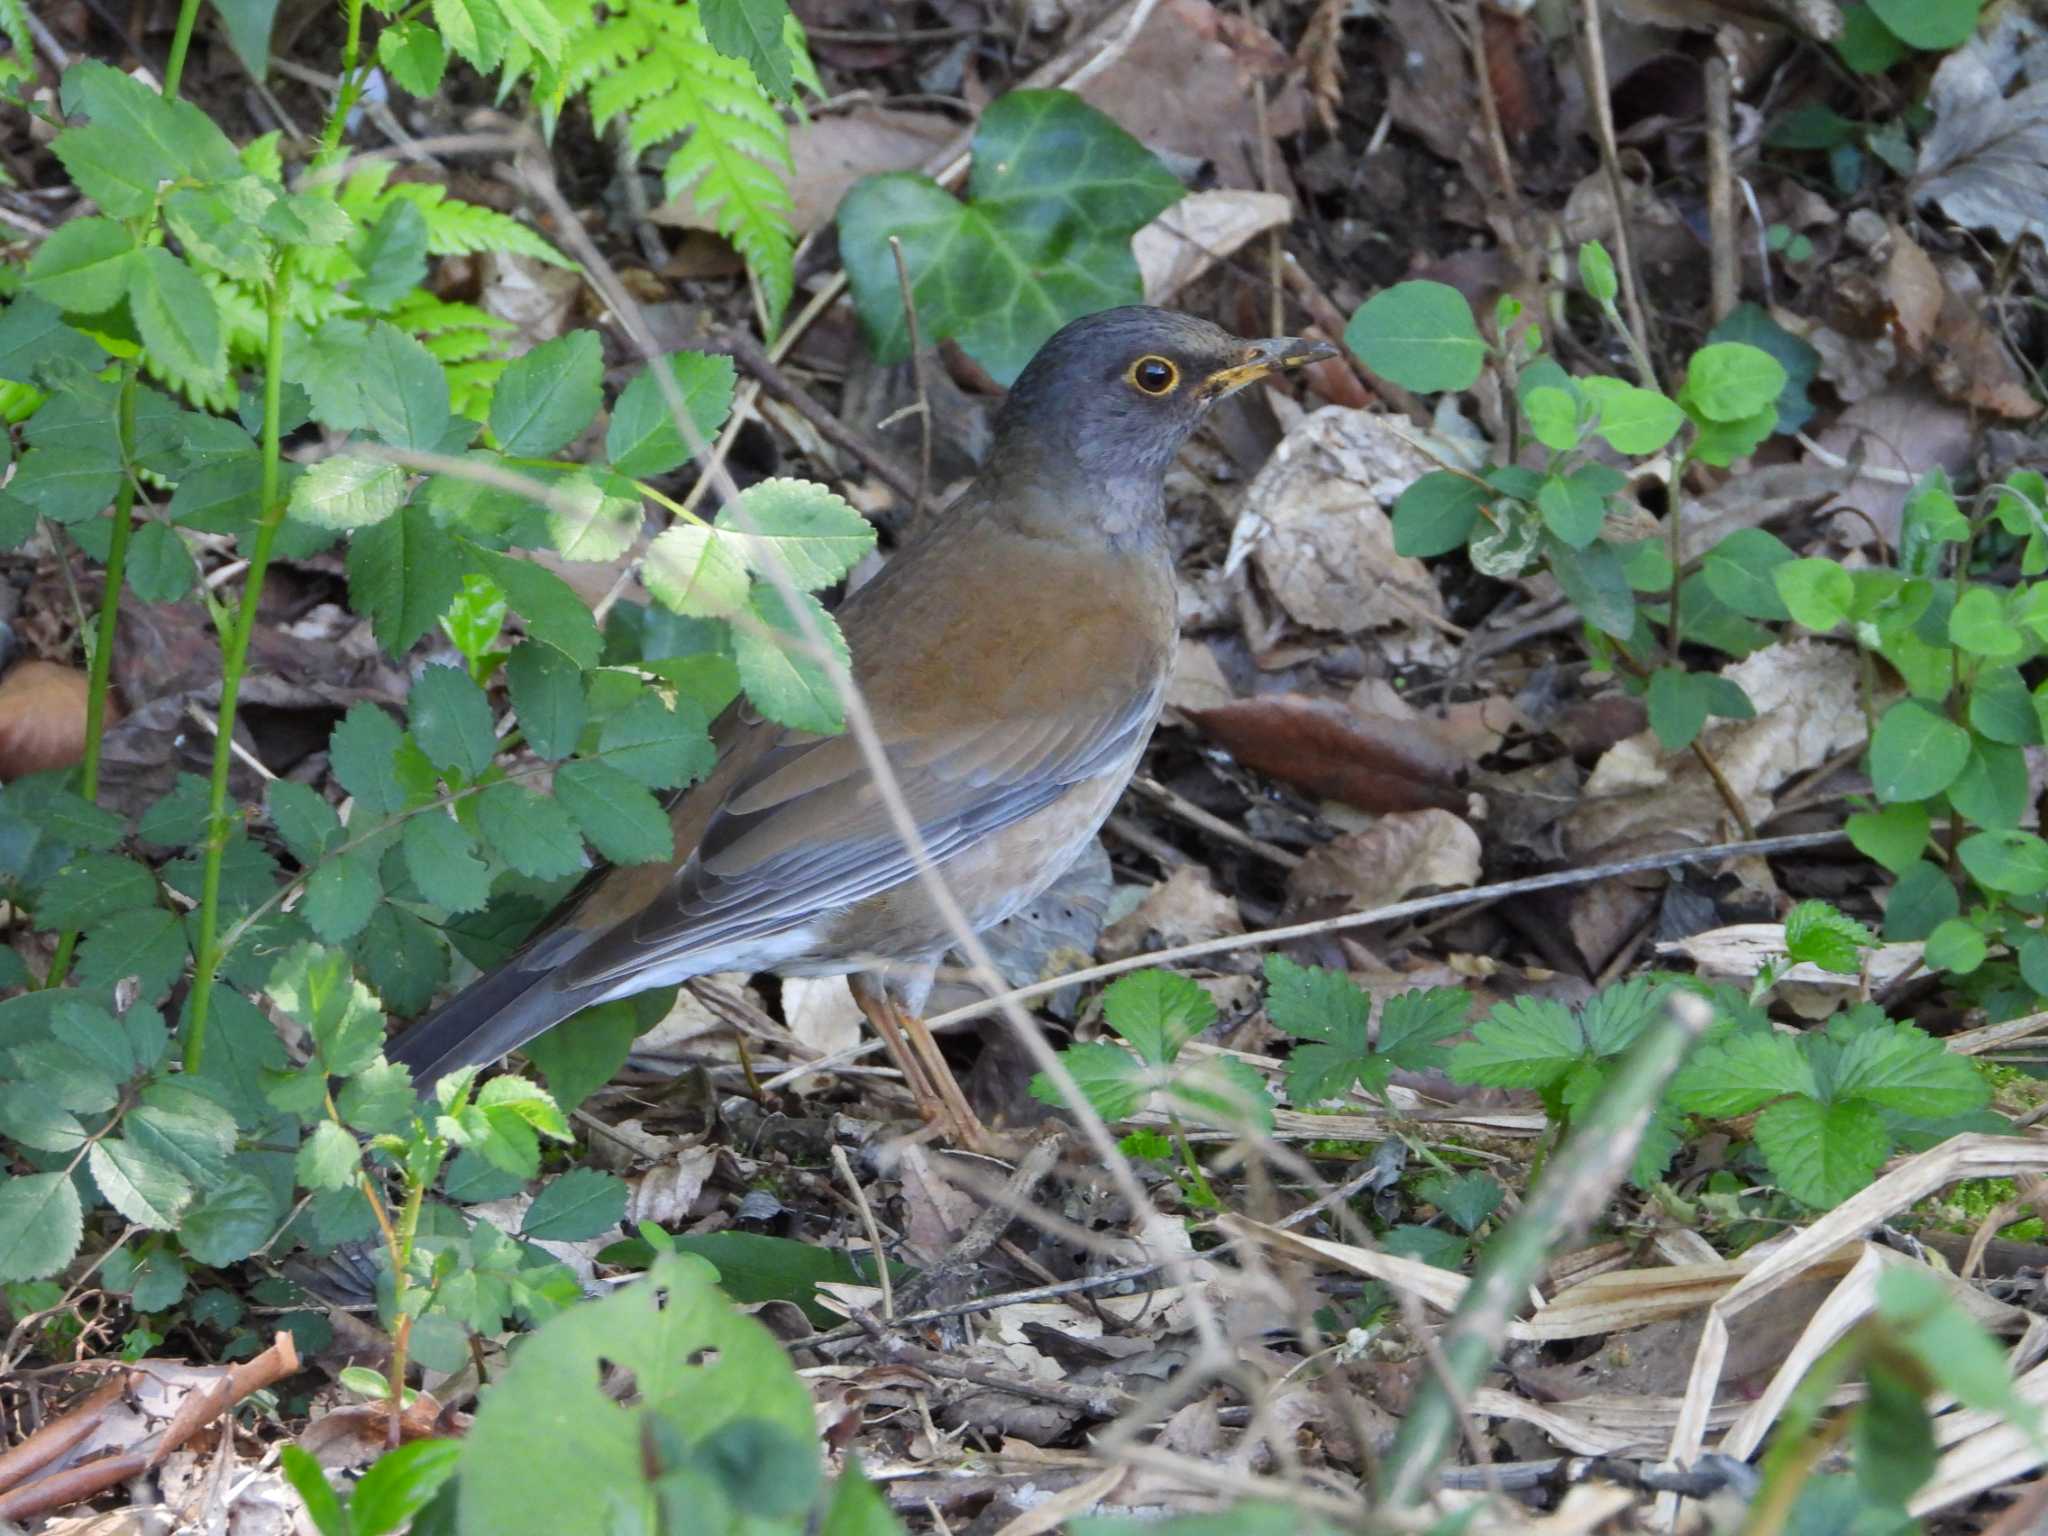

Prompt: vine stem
[
  {"left": 160, "top": 0, "right": 204, "bottom": 97},
  {"left": 42, "top": 371, "right": 139, "bottom": 991},
  {"left": 183, "top": 257, "right": 292, "bottom": 1072},
  {"left": 316, "top": 0, "right": 371, "bottom": 166}
]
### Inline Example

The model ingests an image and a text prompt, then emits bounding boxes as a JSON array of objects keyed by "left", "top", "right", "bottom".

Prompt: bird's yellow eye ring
[{"left": 1126, "top": 355, "right": 1179, "bottom": 395}]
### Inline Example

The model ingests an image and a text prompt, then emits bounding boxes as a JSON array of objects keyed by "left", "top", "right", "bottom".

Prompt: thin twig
[
  {"left": 1575, "top": 0, "right": 1657, "bottom": 387},
  {"left": 832, "top": 1145, "right": 895, "bottom": 1320},
  {"left": 715, "top": 330, "right": 919, "bottom": 505},
  {"left": 887, "top": 235, "right": 933, "bottom": 523},
  {"left": 1705, "top": 54, "right": 1737, "bottom": 325}
]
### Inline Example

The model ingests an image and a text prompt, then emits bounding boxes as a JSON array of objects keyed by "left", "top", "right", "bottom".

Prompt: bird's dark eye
[{"left": 1126, "top": 355, "right": 1179, "bottom": 395}]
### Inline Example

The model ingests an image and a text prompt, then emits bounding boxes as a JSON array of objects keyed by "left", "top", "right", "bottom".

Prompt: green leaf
[
  {"left": 1700, "top": 528, "right": 1793, "bottom": 620},
  {"left": 1030, "top": 1041, "right": 1150, "bottom": 1120},
  {"left": 1418, "top": 1171, "right": 1502, "bottom": 1234},
  {"left": 1837, "top": 3, "right": 1909, "bottom": 71},
  {"left": 1776, "top": 557, "right": 1854, "bottom": 631},
  {"left": 1669, "top": 1026, "right": 1814, "bottom": 1116},
  {"left": 1868, "top": 0, "right": 1979, "bottom": 49},
  {"left": 1878, "top": 1264, "right": 2038, "bottom": 1432},
  {"left": 350, "top": 1440, "right": 462, "bottom": 1536},
  {"left": 303, "top": 849, "right": 382, "bottom": 943},
  {"left": 1783, "top": 900, "right": 1876, "bottom": 975},
  {"left": 357, "top": 321, "right": 452, "bottom": 450},
  {"left": 1868, "top": 699, "right": 1970, "bottom": 803},
  {"left": 268, "top": 942, "right": 386, "bottom": 1076},
  {"left": 24, "top": 217, "right": 138, "bottom": 313},
  {"left": 1577, "top": 375, "right": 1683, "bottom": 454},
  {"left": 463, "top": 544, "right": 603, "bottom": 669},
  {"left": 90, "top": 1138, "right": 192, "bottom": 1228},
  {"left": 1391, "top": 471, "right": 1486, "bottom": 557},
  {"left": 296, "top": 1120, "right": 362, "bottom": 1192},
  {"left": 543, "top": 470, "right": 642, "bottom": 563},
  {"left": 1883, "top": 861, "right": 1960, "bottom": 942},
  {"left": 124, "top": 519, "right": 197, "bottom": 602},
  {"left": 1544, "top": 534, "right": 1636, "bottom": 638},
  {"left": 644, "top": 522, "right": 751, "bottom": 618},
  {"left": 60, "top": 60, "right": 240, "bottom": 182},
  {"left": 477, "top": 784, "right": 590, "bottom": 881},
  {"left": 1753, "top": 1094, "right": 1889, "bottom": 1208},
  {"left": 1103, "top": 970, "right": 1214, "bottom": 1067},
  {"left": 289, "top": 453, "right": 407, "bottom": 530},
  {"left": 605, "top": 352, "right": 739, "bottom": 478},
  {"left": 1163, "top": 1054, "right": 1274, "bottom": 1133},
  {"left": 267, "top": 779, "right": 341, "bottom": 865},
  {"left": 1948, "top": 585, "right": 2023, "bottom": 660},
  {"left": 714, "top": 479, "right": 877, "bottom": 590},
  {"left": 179, "top": 1169, "right": 282, "bottom": 1267},
  {"left": 1449, "top": 995, "right": 1583, "bottom": 1089},
  {"left": 839, "top": 90, "right": 1185, "bottom": 385},
  {"left": 51, "top": 123, "right": 164, "bottom": 219},
  {"left": 402, "top": 812, "right": 494, "bottom": 913},
  {"left": 1957, "top": 829, "right": 2048, "bottom": 895},
  {"left": 35, "top": 852, "right": 158, "bottom": 930},
  {"left": 0, "top": 1174, "right": 84, "bottom": 1282},
  {"left": 1521, "top": 387, "right": 1581, "bottom": 452},
  {"left": 491, "top": 331, "right": 603, "bottom": 457},
  {"left": 526, "top": 998, "right": 647, "bottom": 1114},
  {"left": 338, "top": 1057, "right": 419, "bottom": 1136},
  {"left": 1950, "top": 738, "right": 2028, "bottom": 830},
  {"left": 1705, "top": 302, "right": 1819, "bottom": 435},
  {"left": 348, "top": 502, "right": 465, "bottom": 657},
  {"left": 127, "top": 1081, "right": 237, "bottom": 1189},
  {"left": 409, "top": 663, "right": 497, "bottom": 780},
  {"left": 127, "top": 248, "right": 227, "bottom": 394},
  {"left": 505, "top": 642, "right": 586, "bottom": 760},
  {"left": 523, "top": 1168, "right": 629, "bottom": 1240},
  {"left": 1834, "top": 1021, "right": 1989, "bottom": 1118},
  {"left": 1345, "top": 280, "right": 1487, "bottom": 394},
  {"left": 1848, "top": 801, "right": 1930, "bottom": 875},
  {"left": 378, "top": 19, "right": 449, "bottom": 95},
  {"left": 1969, "top": 666, "right": 2039, "bottom": 745},
  {"left": 553, "top": 758, "right": 673, "bottom": 864},
  {"left": 700, "top": 0, "right": 796, "bottom": 97},
  {"left": 596, "top": 691, "right": 713, "bottom": 790},
  {"left": 1577, "top": 240, "right": 1617, "bottom": 304},
  {"left": 733, "top": 586, "right": 847, "bottom": 733},
  {"left": 1646, "top": 667, "right": 1709, "bottom": 751},
  {"left": 1687, "top": 405, "right": 1777, "bottom": 467},
  {"left": 1682, "top": 342, "right": 1789, "bottom": 423},
  {"left": 1536, "top": 472, "right": 1604, "bottom": 548},
  {"left": 330, "top": 702, "right": 409, "bottom": 818},
  {"left": 0, "top": 1085, "right": 87, "bottom": 1153},
  {"left": 6, "top": 446, "right": 120, "bottom": 524}
]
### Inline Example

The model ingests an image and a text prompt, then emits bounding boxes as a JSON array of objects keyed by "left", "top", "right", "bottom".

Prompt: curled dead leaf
[
  {"left": 1185, "top": 693, "right": 1467, "bottom": 815},
  {"left": 1287, "top": 809, "right": 1481, "bottom": 915}
]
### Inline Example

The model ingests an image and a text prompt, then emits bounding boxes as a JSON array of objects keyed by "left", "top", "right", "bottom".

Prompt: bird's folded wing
[{"left": 560, "top": 680, "right": 1157, "bottom": 988}]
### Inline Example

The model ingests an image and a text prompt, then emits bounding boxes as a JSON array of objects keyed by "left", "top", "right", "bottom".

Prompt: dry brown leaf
[
  {"left": 781, "top": 106, "right": 957, "bottom": 236},
  {"left": 1135, "top": 190, "right": 1293, "bottom": 307},
  {"left": 1286, "top": 809, "right": 1481, "bottom": 914},
  {"left": 624, "top": 1144, "right": 716, "bottom": 1227},
  {"left": 1914, "top": 11, "right": 2048, "bottom": 245},
  {"left": 1098, "top": 864, "right": 1244, "bottom": 959},
  {"left": 1813, "top": 383, "right": 1976, "bottom": 543},
  {"left": 1184, "top": 693, "right": 1467, "bottom": 815},
  {"left": 1235, "top": 406, "right": 1449, "bottom": 638}
]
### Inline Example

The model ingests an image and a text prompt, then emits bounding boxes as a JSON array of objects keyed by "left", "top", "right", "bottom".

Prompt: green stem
[
  {"left": 315, "top": 0, "right": 371, "bottom": 167},
  {"left": 160, "top": 0, "right": 205, "bottom": 98},
  {"left": 1167, "top": 1110, "right": 1218, "bottom": 1209},
  {"left": 183, "top": 259, "right": 292, "bottom": 1072},
  {"left": 43, "top": 371, "right": 140, "bottom": 992}
]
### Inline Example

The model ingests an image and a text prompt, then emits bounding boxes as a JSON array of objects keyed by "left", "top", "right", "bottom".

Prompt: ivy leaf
[
  {"left": 0, "top": 1173, "right": 85, "bottom": 1282},
  {"left": 839, "top": 90, "right": 1184, "bottom": 385}
]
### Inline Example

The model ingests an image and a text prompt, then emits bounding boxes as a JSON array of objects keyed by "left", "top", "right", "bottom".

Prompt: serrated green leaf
[
  {"left": 90, "top": 1137, "right": 193, "bottom": 1228},
  {"left": 505, "top": 642, "right": 586, "bottom": 760},
  {"left": 329, "top": 702, "right": 409, "bottom": 817},
  {"left": 0, "top": 1173, "right": 85, "bottom": 1282},
  {"left": 289, "top": 453, "right": 407, "bottom": 530},
  {"left": 178, "top": 1170, "right": 281, "bottom": 1266},
  {"left": 1669, "top": 1027, "right": 1814, "bottom": 1116},
  {"left": 378, "top": 18, "right": 449, "bottom": 94},
  {"left": 644, "top": 521, "right": 750, "bottom": 618},
  {"left": 127, "top": 248, "right": 227, "bottom": 394},
  {"left": 606, "top": 352, "right": 738, "bottom": 478},
  {"left": 0, "top": 1084, "right": 87, "bottom": 1153},
  {"left": 463, "top": 544, "right": 603, "bottom": 669},
  {"left": 296, "top": 1119, "right": 362, "bottom": 1192},
  {"left": 1783, "top": 900, "right": 1876, "bottom": 975},
  {"left": 408, "top": 664, "right": 497, "bottom": 780},
  {"left": 700, "top": 0, "right": 796, "bottom": 98},
  {"left": 266, "top": 941, "right": 385, "bottom": 1077},
  {"left": 596, "top": 691, "right": 713, "bottom": 790},
  {"left": 714, "top": 478, "right": 876, "bottom": 590},
  {"left": 490, "top": 331, "right": 602, "bottom": 458},
  {"left": 1102, "top": 970, "right": 1214, "bottom": 1066},
  {"left": 24, "top": 217, "right": 138, "bottom": 313},
  {"left": 51, "top": 123, "right": 163, "bottom": 219},
  {"left": 127, "top": 1081, "right": 237, "bottom": 1191},
  {"left": 7, "top": 445, "right": 121, "bottom": 524},
  {"left": 124, "top": 520, "right": 197, "bottom": 602},
  {"left": 733, "top": 585, "right": 846, "bottom": 733},
  {"left": 552, "top": 758, "right": 673, "bottom": 864},
  {"left": 35, "top": 852, "right": 158, "bottom": 930},
  {"left": 1752, "top": 1094, "right": 1888, "bottom": 1208},
  {"left": 477, "top": 784, "right": 590, "bottom": 881},
  {"left": 402, "top": 812, "right": 494, "bottom": 912},
  {"left": 544, "top": 470, "right": 642, "bottom": 563},
  {"left": 267, "top": 779, "right": 341, "bottom": 864},
  {"left": 348, "top": 502, "right": 465, "bottom": 657},
  {"left": 1448, "top": 995, "right": 1584, "bottom": 1089},
  {"left": 302, "top": 849, "right": 382, "bottom": 943},
  {"left": 1030, "top": 1042, "right": 1150, "bottom": 1121}
]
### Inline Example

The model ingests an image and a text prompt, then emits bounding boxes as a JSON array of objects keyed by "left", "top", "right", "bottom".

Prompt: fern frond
[
  {"left": 381, "top": 183, "right": 574, "bottom": 268},
  {"left": 562, "top": 0, "right": 798, "bottom": 327}
]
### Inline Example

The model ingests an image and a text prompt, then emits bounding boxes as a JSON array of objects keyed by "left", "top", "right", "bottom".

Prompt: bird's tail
[{"left": 384, "top": 956, "right": 598, "bottom": 1092}]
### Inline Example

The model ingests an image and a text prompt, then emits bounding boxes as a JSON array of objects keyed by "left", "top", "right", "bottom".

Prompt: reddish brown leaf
[{"left": 1185, "top": 694, "right": 1467, "bottom": 814}]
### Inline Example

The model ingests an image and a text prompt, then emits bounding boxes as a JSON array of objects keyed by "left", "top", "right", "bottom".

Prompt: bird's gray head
[{"left": 987, "top": 307, "right": 1336, "bottom": 494}]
